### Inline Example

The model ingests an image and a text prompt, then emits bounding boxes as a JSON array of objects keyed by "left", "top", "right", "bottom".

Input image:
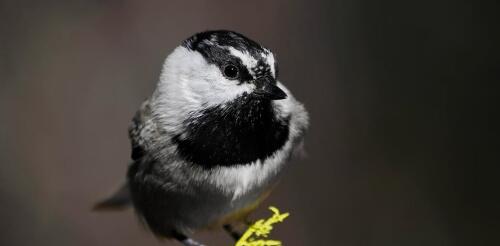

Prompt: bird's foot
[
  {"left": 173, "top": 230, "right": 206, "bottom": 246},
  {"left": 223, "top": 224, "right": 242, "bottom": 241},
  {"left": 181, "top": 238, "right": 206, "bottom": 246}
]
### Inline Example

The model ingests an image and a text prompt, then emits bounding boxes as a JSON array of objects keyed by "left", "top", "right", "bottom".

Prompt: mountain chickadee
[{"left": 95, "top": 30, "right": 309, "bottom": 246}]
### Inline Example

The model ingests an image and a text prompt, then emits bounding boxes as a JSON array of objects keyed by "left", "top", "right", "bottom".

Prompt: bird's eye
[{"left": 223, "top": 65, "right": 239, "bottom": 79}]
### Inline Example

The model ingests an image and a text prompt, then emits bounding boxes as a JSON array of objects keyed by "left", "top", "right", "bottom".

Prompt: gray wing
[
  {"left": 93, "top": 100, "right": 155, "bottom": 211},
  {"left": 129, "top": 99, "right": 155, "bottom": 161}
]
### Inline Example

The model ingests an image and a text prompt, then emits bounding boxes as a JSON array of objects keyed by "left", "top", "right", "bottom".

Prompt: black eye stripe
[
  {"left": 184, "top": 32, "right": 263, "bottom": 64},
  {"left": 183, "top": 30, "right": 277, "bottom": 81},
  {"left": 223, "top": 65, "right": 239, "bottom": 79}
]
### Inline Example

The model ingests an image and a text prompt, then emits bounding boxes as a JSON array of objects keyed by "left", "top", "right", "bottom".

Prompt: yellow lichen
[{"left": 235, "top": 206, "right": 289, "bottom": 246}]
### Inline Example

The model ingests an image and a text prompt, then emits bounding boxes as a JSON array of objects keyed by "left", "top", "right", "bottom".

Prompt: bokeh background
[{"left": 1, "top": 0, "right": 498, "bottom": 245}]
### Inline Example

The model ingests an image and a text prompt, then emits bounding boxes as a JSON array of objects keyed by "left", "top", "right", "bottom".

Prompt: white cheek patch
[
  {"left": 202, "top": 73, "right": 255, "bottom": 106},
  {"left": 154, "top": 46, "right": 256, "bottom": 130}
]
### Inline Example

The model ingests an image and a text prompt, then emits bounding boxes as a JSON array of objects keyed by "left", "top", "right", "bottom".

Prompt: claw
[{"left": 181, "top": 238, "right": 206, "bottom": 246}]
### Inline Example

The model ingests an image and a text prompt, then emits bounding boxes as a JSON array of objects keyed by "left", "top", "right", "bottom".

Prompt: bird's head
[{"left": 156, "top": 30, "right": 286, "bottom": 109}]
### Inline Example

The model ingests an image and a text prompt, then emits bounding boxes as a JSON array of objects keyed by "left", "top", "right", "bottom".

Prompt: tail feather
[{"left": 93, "top": 183, "right": 131, "bottom": 211}]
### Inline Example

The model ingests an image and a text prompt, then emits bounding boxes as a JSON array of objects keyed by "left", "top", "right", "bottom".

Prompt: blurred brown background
[{"left": 1, "top": 0, "right": 498, "bottom": 245}]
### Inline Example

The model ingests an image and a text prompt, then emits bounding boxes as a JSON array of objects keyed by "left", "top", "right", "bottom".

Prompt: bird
[{"left": 94, "top": 30, "right": 309, "bottom": 246}]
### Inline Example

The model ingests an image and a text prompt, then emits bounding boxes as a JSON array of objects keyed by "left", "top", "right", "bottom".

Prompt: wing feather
[{"left": 128, "top": 100, "right": 155, "bottom": 161}]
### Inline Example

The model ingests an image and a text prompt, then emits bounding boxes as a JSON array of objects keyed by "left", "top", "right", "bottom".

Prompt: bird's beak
[{"left": 254, "top": 76, "right": 287, "bottom": 100}]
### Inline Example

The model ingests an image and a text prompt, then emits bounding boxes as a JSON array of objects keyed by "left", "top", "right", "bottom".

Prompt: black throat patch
[{"left": 173, "top": 94, "right": 290, "bottom": 168}]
